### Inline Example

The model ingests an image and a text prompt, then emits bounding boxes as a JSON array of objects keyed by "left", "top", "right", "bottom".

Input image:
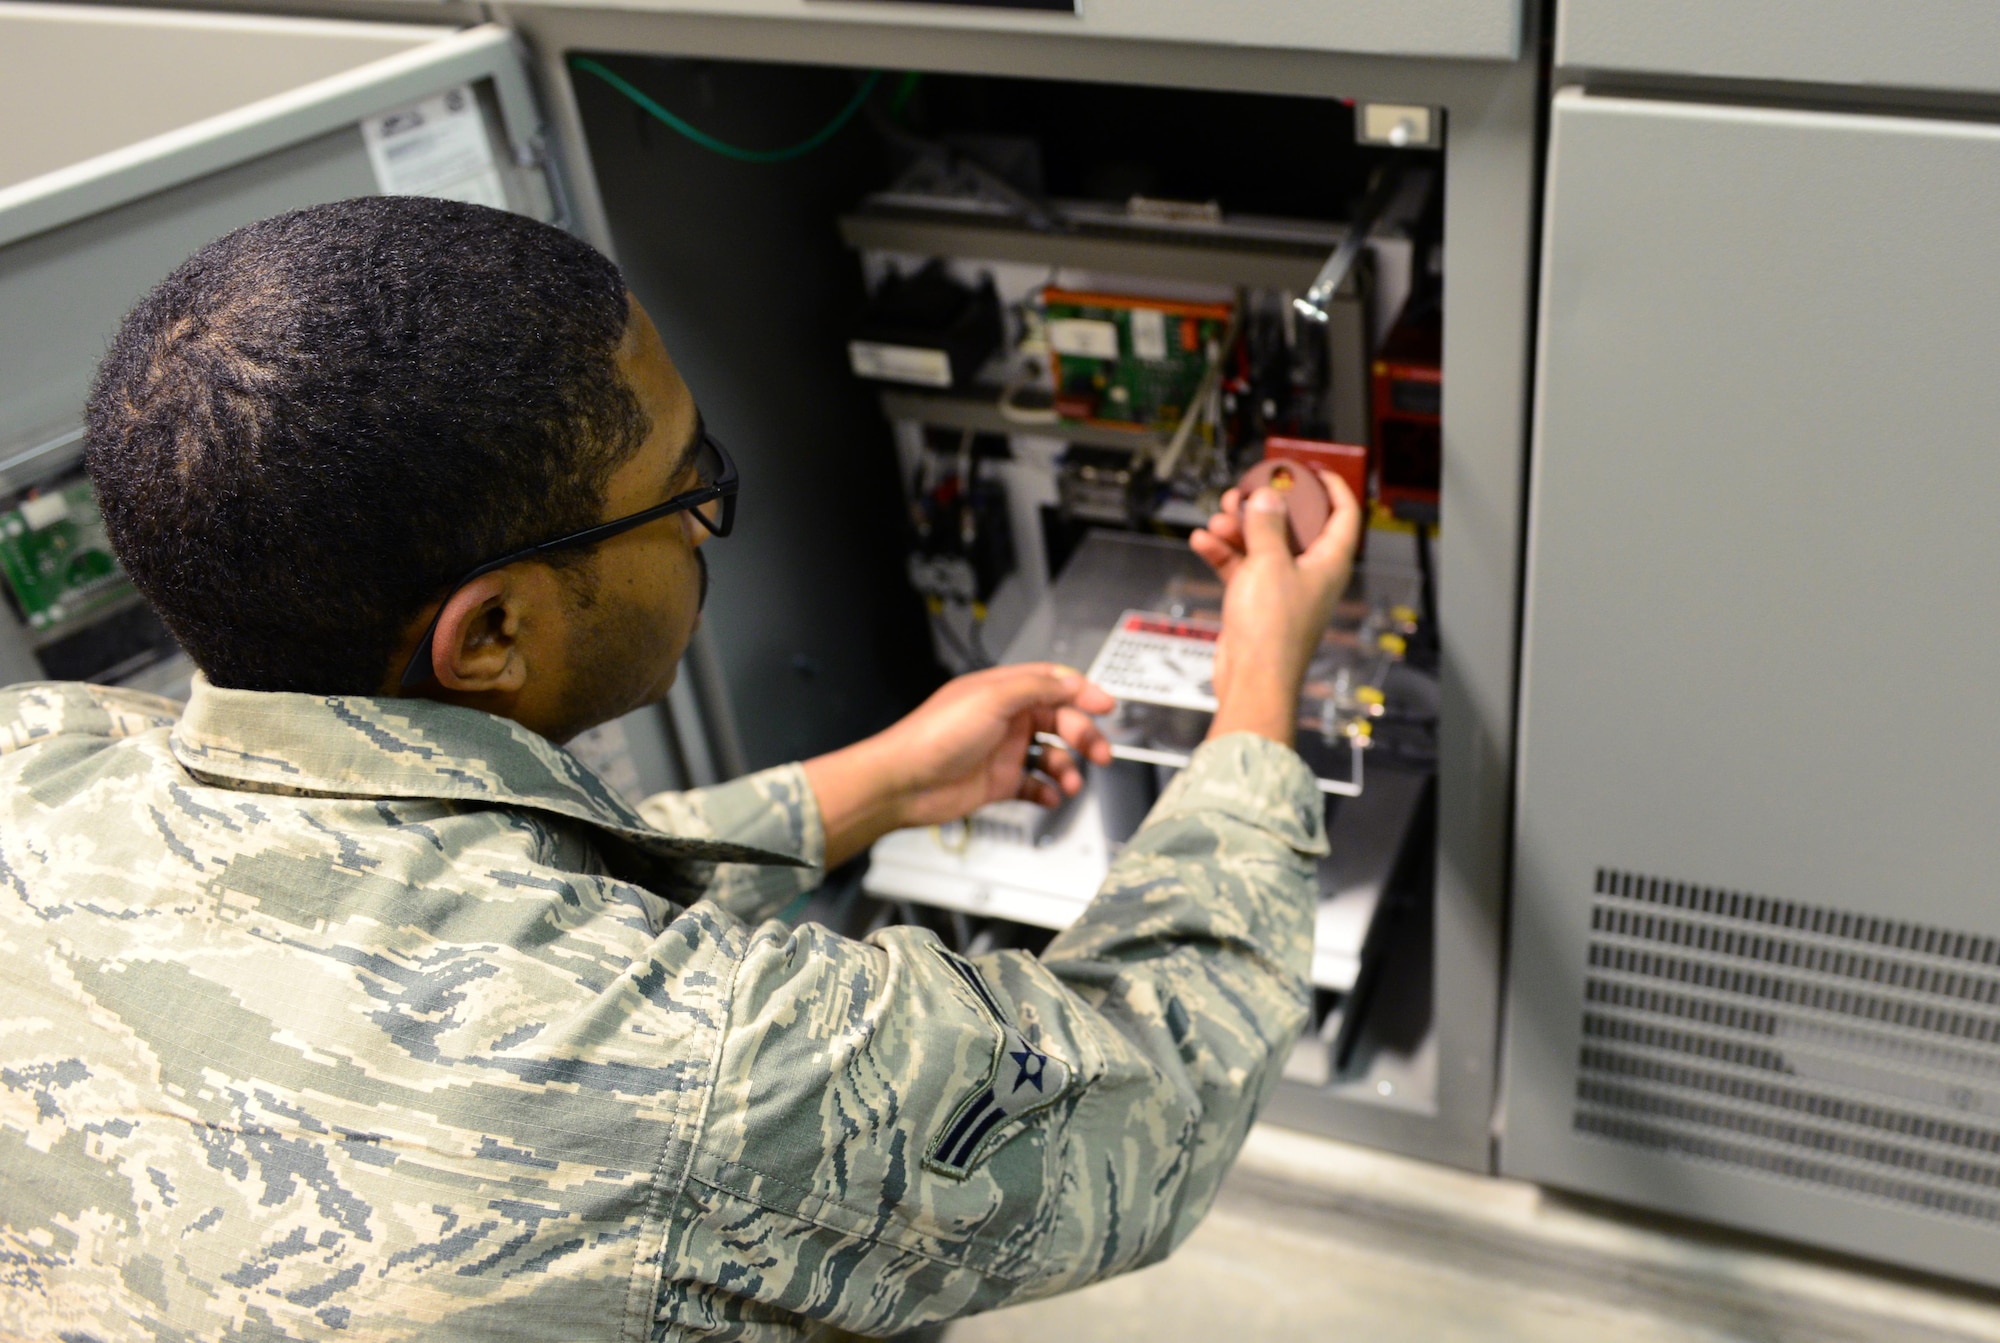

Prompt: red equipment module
[{"left": 1371, "top": 308, "right": 1441, "bottom": 514}]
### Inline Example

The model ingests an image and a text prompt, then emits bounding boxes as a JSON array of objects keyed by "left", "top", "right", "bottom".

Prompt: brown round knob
[{"left": 1236, "top": 459, "right": 1332, "bottom": 555}]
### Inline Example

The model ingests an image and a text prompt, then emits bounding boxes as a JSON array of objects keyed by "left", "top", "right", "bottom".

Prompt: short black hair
[{"left": 86, "top": 196, "right": 648, "bottom": 694}]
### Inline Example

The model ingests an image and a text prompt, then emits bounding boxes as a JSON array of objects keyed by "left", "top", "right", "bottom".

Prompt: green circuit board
[
  {"left": 1044, "top": 292, "right": 1231, "bottom": 432},
  {"left": 0, "top": 483, "right": 131, "bottom": 632}
]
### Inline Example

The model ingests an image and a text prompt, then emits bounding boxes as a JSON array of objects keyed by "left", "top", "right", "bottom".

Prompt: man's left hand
[{"left": 803, "top": 664, "right": 1116, "bottom": 869}]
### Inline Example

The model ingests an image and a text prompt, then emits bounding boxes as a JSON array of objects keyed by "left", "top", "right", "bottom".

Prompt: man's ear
[{"left": 430, "top": 572, "right": 528, "bottom": 693}]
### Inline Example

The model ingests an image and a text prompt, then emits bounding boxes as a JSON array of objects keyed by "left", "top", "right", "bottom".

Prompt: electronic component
[
  {"left": 0, "top": 482, "right": 132, "bottom": 633},
  {"left": 1042, "top": 288, "right": 1232, "bottom": 432},
  {"left": 1235, "top": 457, "right": 1332, "bottom": 554},
  {"left": 849, "top": 260, "right": 1003, "bottom": 389},
  {"left": 908, "top": 431, "right": 1013, "bottom": 603},
  {"left": 1055, "top": 445, "right": 1154, "bottom": 527},
  {"left": 906, "top": 430, "right": 1013, "bottom": 671}
]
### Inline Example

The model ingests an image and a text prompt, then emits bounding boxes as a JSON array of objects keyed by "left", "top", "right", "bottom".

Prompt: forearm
[
  {"left": 1205, "top": 663, "right": 1304, "bottom": 748},
  {"left": 800, "top": 736, "right": 906, "bottom": 869}
]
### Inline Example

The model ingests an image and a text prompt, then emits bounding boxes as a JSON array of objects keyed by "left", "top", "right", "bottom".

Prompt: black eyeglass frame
[{"left": 398, "top": 424, "right": 738, "bottom": 690}]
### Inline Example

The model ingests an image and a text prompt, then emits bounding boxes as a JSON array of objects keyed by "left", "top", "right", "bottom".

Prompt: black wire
[{"left": 1413, "top": 518, "right": 1440, "bottom": 635}]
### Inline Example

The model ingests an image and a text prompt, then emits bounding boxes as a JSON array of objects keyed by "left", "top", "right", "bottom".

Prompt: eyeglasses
[{"left": 398, "top": 422, "right": 738, "bottom": 690}]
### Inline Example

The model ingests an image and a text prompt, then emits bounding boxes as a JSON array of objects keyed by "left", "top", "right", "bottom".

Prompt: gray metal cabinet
[
  {"left": 0, "top": 8, "right": 576, "bottom": 701},
  {"left": 1505, "top": 87, "right": 2000, "bottom": 1286},
  {"left": 0, "top": 9, "right": 552, "bottom": 477},
  {"left": 1558, "top": 0, "right": 2000, "bottom": 95},
  {"left": 363, "top": 0, "right": 1523, "bottom": 61}
]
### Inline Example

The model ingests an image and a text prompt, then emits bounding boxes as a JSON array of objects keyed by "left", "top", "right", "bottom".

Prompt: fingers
[
  {"left": 1056, "top": 706, "right": 1113, "bottom": 766},
  {"left": 958, "top": 662, "right": 1115, "bottom": 718},
  {"left": 1037, "top": 705, "right": 1112, "bottom": 769},
  {"left": 1029, "top": 740, "right": 1081, "bottom": 795},
  {"left": 1240, "top": 484, "right": 1295, "bottom": 559},
  {"left": 1189, "top": 527, "right": 1242, "bottom": 579},
  {"left": 1016, "top": 774, "right": 1064, "bottom": 808},
  {"left": 1302, "top": 468, "right": 1364, "bottom": 570},
  {"left": 1206, "top": 503, "right": 1246, "bottom": 549}
]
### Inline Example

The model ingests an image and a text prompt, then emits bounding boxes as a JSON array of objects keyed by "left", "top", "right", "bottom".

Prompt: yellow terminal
[{"left": 1378, "top": 632, "right": 1408, "bottom": 656}]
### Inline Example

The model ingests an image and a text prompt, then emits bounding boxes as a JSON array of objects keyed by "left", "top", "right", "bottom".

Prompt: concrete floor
[{"left": 946, "top": 1127, "right": 2000, "bottom": 1343}]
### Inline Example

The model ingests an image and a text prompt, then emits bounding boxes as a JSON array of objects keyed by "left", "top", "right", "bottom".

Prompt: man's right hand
[{"left": 1188, "top": 468, "right": 1363, "bottom": 748}]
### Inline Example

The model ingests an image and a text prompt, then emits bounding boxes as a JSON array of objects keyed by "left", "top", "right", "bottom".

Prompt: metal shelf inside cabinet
[
  {"left": 0, "top": 428, "right": 85, "bottom": 498},
  {"left": 838, "top": 208, "right": 1346, "bottom": 293},
  {"left": 27, "top": 588, "right": 148, "bottom": 652},
  {"left": 878, "top": 387, "right": 1166, "bottom": 450}
]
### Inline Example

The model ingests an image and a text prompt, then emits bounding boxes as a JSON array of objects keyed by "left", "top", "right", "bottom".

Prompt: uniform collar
[{"left": 169, "top": 675, "right": 801, "bottom": 871}]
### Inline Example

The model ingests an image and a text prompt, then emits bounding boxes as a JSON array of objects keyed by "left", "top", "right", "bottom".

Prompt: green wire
[
  {"left": 572, "top": 57, "right": 882, "bottom": 165},
  {"left": 889, "top": 71, "right": 923, "bottom": 120}
]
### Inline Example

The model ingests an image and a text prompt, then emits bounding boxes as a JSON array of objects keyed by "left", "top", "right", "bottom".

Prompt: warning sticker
[
  {"left": 1085, "top": 611, "right": 1221, "bottom": 713},
  {"left": 361, "top": 85, "right": 506, "bottom": 208}
]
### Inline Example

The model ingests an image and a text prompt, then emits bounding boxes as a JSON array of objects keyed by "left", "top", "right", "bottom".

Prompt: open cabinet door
[
  {"left": 0, "top": 6, "right": 686, "bottom": 796},
  {"left": 0, "top": 7, "right": 560, "bottom": 476}
]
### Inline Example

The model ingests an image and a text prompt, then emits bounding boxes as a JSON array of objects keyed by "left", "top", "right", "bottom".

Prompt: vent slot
[{"left": 1574, "top": 867, "right": 2000, "bottom": 1226}]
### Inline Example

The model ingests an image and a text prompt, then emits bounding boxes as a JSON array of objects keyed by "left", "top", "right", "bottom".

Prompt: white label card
[
  {"left": 849, "top": 341, "right": 954, "bottom": 388},
  {"left": 1129, "top": 307, "right": 1169, "bottom": 362},
  {"left": 362, "top": 86, "right": 507, "bottom": 209},
  {"left": 1047, "top": 318, "right": 1121, "bottom": 361}
]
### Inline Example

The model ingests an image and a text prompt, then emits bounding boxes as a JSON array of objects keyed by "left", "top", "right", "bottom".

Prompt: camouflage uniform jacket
[{"left": 0, "top": 677, "right": 1327, "bottom": 1342}]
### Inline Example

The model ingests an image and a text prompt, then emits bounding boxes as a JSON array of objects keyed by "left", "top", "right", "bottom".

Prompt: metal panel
[
  {"left": 503, "top": 0, "right": 1519, "bottom": 62},
  {"left": 0, "top": 40, "right": 553, "bottom": 455},
  {"left": 1558, "top": 0, "right": 2000, "bottom": 97},
  {"left": 0, "top": 2, "right": 441, "bottom": 190},
  {"left": 0, "top": 17, "right": 544, "bottom": 249},
  {"left": 0, "top": 130, "right": 380, "bottom": 469},
  {"left": 1507, "top": 89, "right": 2000, "bottom": 1285},
  {"left": 0, "top": 8, "right": 576, "bottom": 709},
  {"left": 506, "top": 2, "right": 1542, "bottom": 1170}
]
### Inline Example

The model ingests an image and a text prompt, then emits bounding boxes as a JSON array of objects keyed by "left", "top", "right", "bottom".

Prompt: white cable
[
  {"left": 1154, "top": 307, "right": 1241, "bottom": 482},
  {"left": 997, "top": 381, "right": 1059, "bottom": 426}
]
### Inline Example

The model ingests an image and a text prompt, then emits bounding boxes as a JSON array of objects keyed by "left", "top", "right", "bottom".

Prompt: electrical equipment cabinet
[
  {"left": 488, "top": 2, "right": 1539, "bottom": 1172},
  {"left": 1504, "top": 13, "right": 2000, "bottom": 1290},
  {"left": 19, "top": 0, "right": 2000, "bottom": 1302}
]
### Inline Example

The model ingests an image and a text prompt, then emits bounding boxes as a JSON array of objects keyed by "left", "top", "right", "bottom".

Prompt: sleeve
[
  {"left": 634, "top": 762, "right": 826, "bottom": 923},
  {"left": 658, "top": 732, "right": 1325, "bottom": 1338}
]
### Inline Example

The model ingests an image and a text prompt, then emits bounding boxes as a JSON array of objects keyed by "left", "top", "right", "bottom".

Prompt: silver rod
[{"left": 1293, "top": 166, "right": 1404, "bottom": 325}]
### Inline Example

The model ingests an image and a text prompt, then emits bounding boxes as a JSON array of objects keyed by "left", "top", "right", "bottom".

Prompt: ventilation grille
[{"left": 1574, "top": 868, "right": 2000, "bottom": 1225}]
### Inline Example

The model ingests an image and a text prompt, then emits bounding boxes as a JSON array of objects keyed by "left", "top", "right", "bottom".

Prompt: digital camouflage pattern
[{"left": 0, "top": 676, "right": 1326, "bottom": 1341}]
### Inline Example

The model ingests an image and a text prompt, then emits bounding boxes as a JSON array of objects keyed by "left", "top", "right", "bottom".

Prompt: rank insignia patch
[{"left": 927, "top": 949, "right": 1074, "bottom": 1179}]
